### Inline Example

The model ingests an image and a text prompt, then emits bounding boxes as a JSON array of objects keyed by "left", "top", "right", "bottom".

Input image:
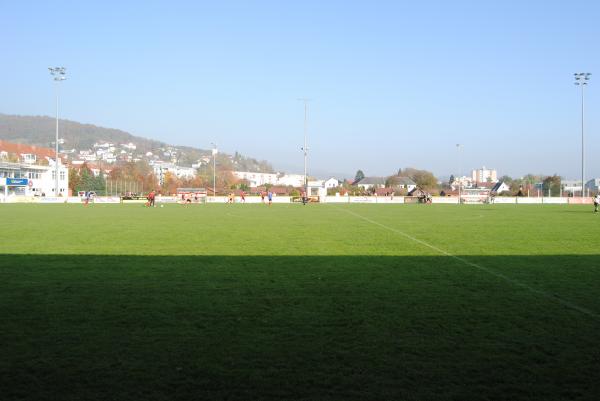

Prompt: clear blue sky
[{"left": 1, "top": 0, "right": 598, "bottom": 179}]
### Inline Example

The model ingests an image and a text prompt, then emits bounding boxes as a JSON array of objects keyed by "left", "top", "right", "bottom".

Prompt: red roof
[{"left": 0, "top": 139, "right": 63, "bottom": 162}]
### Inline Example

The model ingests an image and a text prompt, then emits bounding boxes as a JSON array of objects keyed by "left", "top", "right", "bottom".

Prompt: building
[
  {"left": 233, "top": 171, "right": 278, "bottom": 187},
  {"left": 451, "top": 175, "right": 475, "bottom": 190},
  {"left": 150, "top": 161, "right": 197, "bottom": 184},
  {"left": 276, "top": 173, "right": 305, "bottom": 187},
  {"left": 324, "top": 178, "right": 339, "bottom": 188},
  {"left": 491, "top": 181, "right": 510, "bottom": 194},
  {"left": 0, "top": 140, "right": 69, "bottom": 197},
  {"left": 562, "top": 180, "right": 583, "bottom": 196},
  {"left": 389, "top": 176, "right": 417, "bottom": 192},
  {"left": 471, "top": 167, "right": 498, "bottom": 184},
  {"left": 356, "top": 177, "right": 386, "bottom": 190},
  {"left": 585, "top": 178, "right": 600, "bottom": 193}
]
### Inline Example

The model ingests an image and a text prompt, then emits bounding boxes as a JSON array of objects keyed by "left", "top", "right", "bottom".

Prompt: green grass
[{"left": 1, "top": 203, "right": 599, "bottom": 400}]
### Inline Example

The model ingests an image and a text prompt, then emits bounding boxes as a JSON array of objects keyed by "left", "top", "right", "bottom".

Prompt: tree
[
  {"left": 411, "top": 170, "right": 438, "bottom": 190},
  {"left": 542, "top": 175, "right": 561, "bottom": 197},
  {"left": 448, "top": 174, "right": 455, "bottom": 185},
  {"left": 354, "top": 170, "right": 365, "bottom": 184}
]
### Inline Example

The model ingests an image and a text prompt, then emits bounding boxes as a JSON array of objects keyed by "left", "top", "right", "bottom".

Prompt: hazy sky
[{"left": 1, "top": 0, "right": 598, "bottom": 179}]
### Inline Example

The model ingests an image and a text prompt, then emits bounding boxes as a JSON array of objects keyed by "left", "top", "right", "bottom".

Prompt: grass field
[{"left": 1, "top": 203, "right": 600, "bottom": 400}]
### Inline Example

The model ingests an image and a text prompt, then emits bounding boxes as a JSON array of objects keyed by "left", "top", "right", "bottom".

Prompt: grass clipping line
[{"left": 337, "top": 207, "right": 600, "bottom": 321}]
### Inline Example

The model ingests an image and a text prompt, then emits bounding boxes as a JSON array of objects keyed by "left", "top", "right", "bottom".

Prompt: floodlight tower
[
  {"left": 211, "top": 142, "right": 217, "bottom": 198},
  {"left": 574, "top": 72, "right": 591, "bottom": 197},
  {"left": 456, "top": 144, "right": 462, "bottom": 204},
  {"left": 298, "top": 98, "right": 310, "bottom": 196},
  {"left": 48, "top": 67, "right": 67, "bottom": 196}
]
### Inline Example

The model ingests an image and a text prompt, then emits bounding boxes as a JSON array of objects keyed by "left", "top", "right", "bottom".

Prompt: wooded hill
[{"left": 0, "top": 113, "right": 273, "bottom": 172}]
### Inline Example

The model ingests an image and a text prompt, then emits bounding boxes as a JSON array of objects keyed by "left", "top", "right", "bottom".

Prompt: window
[{"left": 60, "top": 171, "right": 65, "bottom": 181}]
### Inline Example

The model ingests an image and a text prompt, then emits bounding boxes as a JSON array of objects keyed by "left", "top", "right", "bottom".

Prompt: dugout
[{"left": 176, "top": 187, "right": 207, "bottom": 203}]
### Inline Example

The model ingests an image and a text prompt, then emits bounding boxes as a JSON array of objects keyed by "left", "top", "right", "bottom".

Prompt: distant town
[{"left": 1, "top": 137, "right": 599, "bottom": 201}]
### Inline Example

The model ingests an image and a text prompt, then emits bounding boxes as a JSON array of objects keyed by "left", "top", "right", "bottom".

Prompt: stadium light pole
[
  {"left": 574, "top": 73, "right": 591, "bottom": 197},
  {"left": 456, "top": 144, "right": 462, "bottom": 204},
  {"left": 298, "top": 98, "right": 310, "bottom": 196},
  {"left": 211, "top": 142, "right": 217, "bottom": 198},
  {"left": 48, "top": 67, "right": 66, "bottom": 196}
]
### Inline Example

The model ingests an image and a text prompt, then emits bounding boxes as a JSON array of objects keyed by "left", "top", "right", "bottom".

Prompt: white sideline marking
[{"left": 339, "top": 207, "right": 600, "bottom": 320}]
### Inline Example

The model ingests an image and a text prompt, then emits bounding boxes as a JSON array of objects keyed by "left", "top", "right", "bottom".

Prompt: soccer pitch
[{"left": 1, "top": 203, "right": 599, "bottom": 400}]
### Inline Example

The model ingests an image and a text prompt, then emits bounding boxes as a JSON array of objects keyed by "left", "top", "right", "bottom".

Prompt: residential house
[
  {"left": 491, "top": 181, "right": 510, "bottom": 194},
  {"left": 356, "top": 177, "right": 386, "bottom": 190}
]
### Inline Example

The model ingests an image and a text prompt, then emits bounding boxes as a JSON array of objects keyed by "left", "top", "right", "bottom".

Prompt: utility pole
[{"left": 48, "top": 67, "right": 66, "bottom": 196}]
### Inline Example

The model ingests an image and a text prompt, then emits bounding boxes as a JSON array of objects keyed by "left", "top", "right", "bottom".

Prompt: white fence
[{"left": 0, "top": 195, "right": 593, "bottom": 205}]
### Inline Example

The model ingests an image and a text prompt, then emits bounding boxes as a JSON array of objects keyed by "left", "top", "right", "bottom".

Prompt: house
[
  {"left": 324, "top": 178, "right": 339, "bottom": 188},
  {"left": 491, "top": 181, "right": 510, "bottom": 194},
  {"left": 356, "top": 177, "right": 386, "bottom": 190},
  {"left": 388, "top": 176, "right": 416, "bottom": 192}
]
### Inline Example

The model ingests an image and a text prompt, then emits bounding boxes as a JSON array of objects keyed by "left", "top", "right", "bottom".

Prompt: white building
[
  {"left": 151, "top": 161, "right": 197, "bottom": 184},
  {"left": 0, "top": 159, "right": 69, "bottom": 197},
  {"left": 121, "top": 142, "right": 137, "bottom": 150},
  {"left": 471, "top": 167, "right": 498, "bottom": 184},
  {"left": 307, "top": 179, "right": 324, "bottom": 188},
  {"left": 0, "top": 140, "right": 69, "bottom": 197},
  {"left": 276, "top": 173, "right": 305, "bottom": 187},
  {"left": 562, "top": 180, "right": 582, "bottom": 195},
  {"left": 233, "top": 171, "right": 278, "bottom": 187},
  {"left": 451, "top": 175, "right": 475, "bottom": 190},
  {"left": 324, "top": 178, "right": 339, "bottom": 188}
]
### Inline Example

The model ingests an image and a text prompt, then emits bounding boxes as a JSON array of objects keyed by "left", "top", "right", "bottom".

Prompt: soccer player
[
  {"left": 240, "top": 191, "right": 246, "bottom": 203},
  {"left": 594, "top": 193, "right": 600, "bottom": 213},
  {"left": 267, "top": 190, "right": 273, "bottom": 206},
  {"left": 147, "top": 190, "right": 156, "bottom": 207},
  {"left": 301, "top": 190, "right": 307, "bottom": 205}
]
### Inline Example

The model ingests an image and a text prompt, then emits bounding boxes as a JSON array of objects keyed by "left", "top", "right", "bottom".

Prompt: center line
[{"left": 337, "top": 206, "right": 600, "bottom": 320}]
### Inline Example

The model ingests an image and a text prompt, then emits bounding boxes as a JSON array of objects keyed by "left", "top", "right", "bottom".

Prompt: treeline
[{"left": 69, "top": 160, "right": 249, "bottom": 196}]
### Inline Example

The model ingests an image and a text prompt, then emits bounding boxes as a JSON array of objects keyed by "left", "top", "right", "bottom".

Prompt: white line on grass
[{"left": 338, "top": 207, "right": 600, "bottom": 320}]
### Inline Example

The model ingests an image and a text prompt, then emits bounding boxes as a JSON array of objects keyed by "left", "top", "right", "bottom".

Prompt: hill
[{"left": 0, "top": 113, "right": 273, "bottom": 172}]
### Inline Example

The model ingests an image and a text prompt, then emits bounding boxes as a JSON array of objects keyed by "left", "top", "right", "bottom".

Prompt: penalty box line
[{"left": 337, "top": 207, "right": 600, "bottom": 321}]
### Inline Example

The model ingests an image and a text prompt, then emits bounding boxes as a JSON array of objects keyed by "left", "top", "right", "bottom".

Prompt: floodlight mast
[
  {"left": 211, "top": 142, "right": 217, "bottom": 199},
  {"left": 48, "top": 67, "right": 66, "bottom": 197},
  {"left": 298, "top": 98, "right": 310, "bottom": 196},
  {"left": 456, "top": 144, "right": 462, "bottom": 204},
  {"left": 574, "top": 73, "right": 591, "bottom": 197}
]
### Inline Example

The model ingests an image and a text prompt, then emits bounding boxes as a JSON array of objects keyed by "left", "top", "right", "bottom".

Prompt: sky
[{"left": 1, "top": 0, "right": 599, "bottom": 180}]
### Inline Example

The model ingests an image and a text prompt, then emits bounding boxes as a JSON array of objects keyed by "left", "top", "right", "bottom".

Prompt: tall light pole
[
  {"left": 211, "top": 142, "right": 217, "bottom": 198},
  {"left": 574, "top": 73, "right": 591, "bottom": 197},
  {"left": 456, "top": 144, "right": 462, "bottom": 204},
  {"left": 48, "top": 67, "right": 66, "bottom": 196},
  {"left": 298, "top": 98, "right": 310, "bottom": 196}
]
